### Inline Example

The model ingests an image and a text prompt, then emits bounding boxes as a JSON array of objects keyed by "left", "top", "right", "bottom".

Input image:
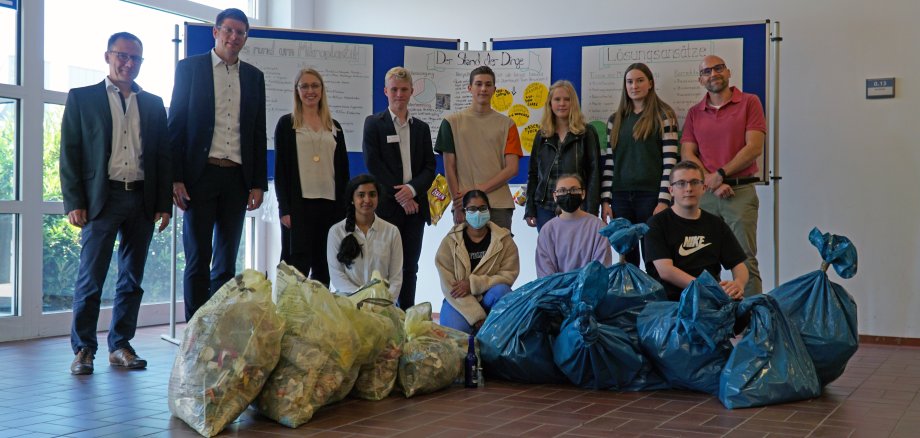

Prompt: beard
[{"left": 705, "top": 77, "right": 728, "bottom": 93}]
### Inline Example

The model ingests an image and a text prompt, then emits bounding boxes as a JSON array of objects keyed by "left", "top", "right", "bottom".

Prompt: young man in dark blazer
[
  {"left": 168, "top": 8, "right": 267, "bottom": 321},
  {"left": 60, "top": 32, "right": 172, "bottom": 374},
  {"left": 362, "top": 67, "right": 436, "bottom": 308}
]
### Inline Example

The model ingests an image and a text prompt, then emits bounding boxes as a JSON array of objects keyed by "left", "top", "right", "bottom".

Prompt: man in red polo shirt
[{"left": 680, "top": 55, "right": 766, "bottom": 297}]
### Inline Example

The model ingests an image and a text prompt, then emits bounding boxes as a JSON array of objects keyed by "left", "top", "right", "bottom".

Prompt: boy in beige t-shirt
[{"left": 434, "top": 66, "right": 523, "bottom": 230}]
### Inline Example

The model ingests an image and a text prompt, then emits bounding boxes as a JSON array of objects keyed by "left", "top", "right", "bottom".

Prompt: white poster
[
  {"left": 581, "top": 39, "right": 743, "bottom": 128},
  {"left": 404, "top": 47, "right": 551, "bottom": 154},
  {"left": 240, "top": 38, "right": 373, "bottom": 151}
]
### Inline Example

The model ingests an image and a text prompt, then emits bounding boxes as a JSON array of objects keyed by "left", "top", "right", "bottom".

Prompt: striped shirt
[{"left": 601, "top": 110, "right": 679, "bottom": 204}]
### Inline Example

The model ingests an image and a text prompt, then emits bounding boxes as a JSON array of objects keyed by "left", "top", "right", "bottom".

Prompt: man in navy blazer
[
  {"left": 363, "top": 67, "right": 436, "bottom": 308},
  {"left": 168, "top": 8, "right": 267, "bottom": 321},
  {"left": 60, "top": 32, "right": 172, "bottom": 375}
]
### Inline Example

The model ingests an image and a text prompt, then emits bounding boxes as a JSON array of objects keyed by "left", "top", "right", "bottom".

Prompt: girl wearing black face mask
[{"left": 535, "top": 174, "right": 611, "bottom": 278}]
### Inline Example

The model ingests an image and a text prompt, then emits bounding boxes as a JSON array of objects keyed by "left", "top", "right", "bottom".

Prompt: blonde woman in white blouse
[{"left": 274, "top": 68, "right": 349, "bottom": 285}]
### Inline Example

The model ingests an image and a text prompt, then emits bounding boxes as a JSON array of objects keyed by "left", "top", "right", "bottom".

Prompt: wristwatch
[{"left": 717, "top": 168, "right": 727, "bottom": 178}]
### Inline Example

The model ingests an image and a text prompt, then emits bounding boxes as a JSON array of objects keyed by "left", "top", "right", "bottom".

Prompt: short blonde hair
[{"left": 385, "top": 66, "right": 413, "bottom": 85}]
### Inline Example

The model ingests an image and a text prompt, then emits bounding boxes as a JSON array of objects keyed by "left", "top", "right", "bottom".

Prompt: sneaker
[
  {"left": 109, "top": 345, "right": 147, "bottom": 369},
  {"left": 70, "top": 348, "right": 95, "bottom": 375}
]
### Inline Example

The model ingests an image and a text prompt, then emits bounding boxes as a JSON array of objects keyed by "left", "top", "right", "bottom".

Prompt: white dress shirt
[
  {"left": 208, "top": 49, "right": 242, "bottom": 164},
  {"left": 388, "top": 109, "right": 416, "bottom": 196},
  {"left": 105, "top": 77, "right": 143, "bottom": 182},
  {"left": 326, "top": 214, "right": 403, "bottom": 300}
]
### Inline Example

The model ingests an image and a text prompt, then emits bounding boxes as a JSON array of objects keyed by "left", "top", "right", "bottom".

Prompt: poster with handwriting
[
  {"left": 404, "top": 47, "right": 551, "bottom": 154},
  {"left": 240, "top": 38, "right": 373, "bottom": 151},
  {"left": 581, "top": 39, "right": 743, "bottom": 129}
]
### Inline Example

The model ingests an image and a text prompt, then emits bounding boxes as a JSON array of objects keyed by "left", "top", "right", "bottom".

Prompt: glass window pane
[
  {"left": 0, "top": 97, "right": 16, "bottom": 200},
  {"left": 44, "top": 0, "right": 202, "bottom": 107},
  {"left": 0, "top": 214, "right": 16, "bottom": 317},
  {"left": 43, "top": 212, "right": 251, "bottom": 311},
  {"left": 0, "top": 5, "right": 16, "bottom": 85},
  {"left": 141, "top": 213, "right": 183, "bottom": 305},
  {"left": 42, "top": 214, "right": 99, "bottom": 313},
  {"left": 43, "top": 103, "right": 64, "bottom": 201},
  {"left": 192, "top": 1, "right": 252, "bottom": 15}
]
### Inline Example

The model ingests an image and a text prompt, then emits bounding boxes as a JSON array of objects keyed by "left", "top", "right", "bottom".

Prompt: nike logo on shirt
[{"left": 678, "top": 236, "right": 712, "bottom": 256}]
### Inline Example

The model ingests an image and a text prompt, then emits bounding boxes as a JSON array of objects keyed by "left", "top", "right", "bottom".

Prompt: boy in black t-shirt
[{"left": 645, "top": 161, "right": 749, "bottom": 301}]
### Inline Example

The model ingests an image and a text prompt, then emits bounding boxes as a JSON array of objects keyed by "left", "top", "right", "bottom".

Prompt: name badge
[{"left": 386, "top": 135, "right": 400, "bottom": 144}]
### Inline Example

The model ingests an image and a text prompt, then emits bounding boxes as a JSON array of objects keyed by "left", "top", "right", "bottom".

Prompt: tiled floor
[{"left": 1, "top": 325, "right": 919, "bottom": 437}]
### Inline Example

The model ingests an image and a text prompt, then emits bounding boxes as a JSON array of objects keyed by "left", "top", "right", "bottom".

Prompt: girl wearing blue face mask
[{"left": 435, "top": 190, "right": 520, "bottom": 334}]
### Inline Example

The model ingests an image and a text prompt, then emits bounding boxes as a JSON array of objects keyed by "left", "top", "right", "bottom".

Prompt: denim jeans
[
  {"left": 71, "top": 188, "right": 153, "bottom": 353},
  {"left": 611, "top": 190, "right": 660, "bottom": 267},
  {"left": 534, "top": 206, "right": 556, "bottom": 232},
  {"left": 438, "top": 283, "right": 513, "bottom": 334}
]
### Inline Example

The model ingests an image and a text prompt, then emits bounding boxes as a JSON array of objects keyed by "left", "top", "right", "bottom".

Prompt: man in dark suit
[
  {"left": 60, "top": 32, "right": 172, "bottom": 375},
  {"left": 168, "top": 8, "right": 267, "bottom": 321},
  {"left": 363, "top": 67, "right": 436, "bottom": 308}
]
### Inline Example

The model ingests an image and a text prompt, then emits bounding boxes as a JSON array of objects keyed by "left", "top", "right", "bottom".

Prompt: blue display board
[
  {"left": 184, "top": 23, "right": 458, "bottom": 179},
  {"left": 493, "top": 21, "right": 771, "bottom": 184}
]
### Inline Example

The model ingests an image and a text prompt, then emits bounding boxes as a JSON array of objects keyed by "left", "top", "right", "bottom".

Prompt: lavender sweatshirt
[{"left": 535, "top": 214, "right": 612, "bottom": 277}]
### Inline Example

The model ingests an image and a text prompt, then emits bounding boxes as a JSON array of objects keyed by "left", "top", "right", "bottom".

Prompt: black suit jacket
[
  {"left": 362, "top": 111, "right": 436, "bottom": 223},
  {"left": 60, "top": 81, "right": 172, "bottom": 221},
  {"left": 273, "top": 114, "right": 350, "bottom": 218},
  {"left": 167, "top": 52, "right": 267, "bottom": 191}
]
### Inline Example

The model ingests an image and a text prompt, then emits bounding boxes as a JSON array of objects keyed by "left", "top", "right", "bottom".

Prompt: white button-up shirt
[
  {"left": 326, "top": 214, "right": 403, "bottom": 300},
  {"left": 105, "top": 77, "right": 143, "bottom": 182},
  {"left": 208, "top": 49, "right": 242, "bottom": 164},
  {"left": 388, "top": 109, "right": 416, "bottom": 196}
]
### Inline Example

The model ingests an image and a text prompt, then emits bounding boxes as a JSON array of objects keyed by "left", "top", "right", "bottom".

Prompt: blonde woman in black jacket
[{"left": 524, "top": 80, "right": 601, "bottom": 231}]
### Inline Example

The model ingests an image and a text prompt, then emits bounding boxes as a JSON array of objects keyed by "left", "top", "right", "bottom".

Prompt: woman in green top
[{"left": 601, "top": 63, "right": 679, "bottom": 267}]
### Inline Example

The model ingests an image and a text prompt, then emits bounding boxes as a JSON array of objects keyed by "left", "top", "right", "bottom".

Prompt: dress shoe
[
  {"left": 71, "top": 348, "right": 95, "bottom": 375},
  {"left": 109, "top": 346, "right": 147, "bottom": 369}
]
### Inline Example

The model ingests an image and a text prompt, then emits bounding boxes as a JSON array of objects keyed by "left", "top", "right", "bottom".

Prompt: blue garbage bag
[
  {"left": 571, "top": 261, "right": 608, "bottom": 309},
  {"left": 719, "top": 294, "right": 821, "bottom": 409},
  {"left": 637, "top": 271, "right": 737, "bottom": 395},
  {"left": 596, "top": 219, "right": 668, "bottom": 327},
  {"left": 552, "top": 262, "right": 644, "bottom": 389},
  {"left": 553, "top": 301, "right": 643, "bottom": 390},
  {"left": 769, "top": 227, "right": 858, "bottom": 386},
  {"left": 597, "top": 219, "right": 669, "bottom": 391},
  {"left": 477, "top": 270, "right": 577, "bottom": 384}
]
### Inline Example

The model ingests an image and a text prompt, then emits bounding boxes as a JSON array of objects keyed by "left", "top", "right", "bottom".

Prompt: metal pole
[
  {"left": 161, "top": 24, "right": 182, "bottom": 346},
  {"left": 770, "top": 21, "right": 782, "bottom": 288}
]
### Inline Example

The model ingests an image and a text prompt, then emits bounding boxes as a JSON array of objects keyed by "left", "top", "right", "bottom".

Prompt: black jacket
[
  {"left": 362, "top": 111, "right": 437, "bottom": 223},
  {"left": 273, "top": 114, "right": 350, "bottom": 218},
  {"left": 525, "top": 124, "right": 601, "bottom": 217}
]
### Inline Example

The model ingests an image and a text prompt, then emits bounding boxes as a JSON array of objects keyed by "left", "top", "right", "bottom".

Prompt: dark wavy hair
[
  {"left": 336, "top": 174, "right": 382, "bottom": 268},
  {"left": 462, "top": 190, "right": 491, "bottom": 209}
]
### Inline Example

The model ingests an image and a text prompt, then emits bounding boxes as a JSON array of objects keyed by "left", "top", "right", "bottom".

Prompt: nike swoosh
[{"left": 678, "top": 242, "right": 712, "bottom": 256}]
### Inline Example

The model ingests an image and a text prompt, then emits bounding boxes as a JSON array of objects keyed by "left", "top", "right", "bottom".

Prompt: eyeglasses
[
  {"left": 108, "top": 51, "right": 144, "bottom": 64},
  {"left": 296, "top": 83, "right": 322, "bottom": 91},
  {"left": 464, "top": 205, "right": 489, "bottom": 213},
  {"left": 553, "top": 188, "right": 584, "bottom": 196},
  {"left": 216, "top": 26, "right": 248, "bottom": 38},
  {"left": 699, "top": 64, "right": 726, "bottom": 77},
  {"left": 671, "top": 179, "right": 704, "bottom": 189}
]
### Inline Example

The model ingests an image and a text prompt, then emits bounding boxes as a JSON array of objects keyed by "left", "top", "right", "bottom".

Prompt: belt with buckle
[
  {"left": 207, "top": 157, "right": 240, "bottom": 168},
  {"left": 724, "top": 176, "right": 760, "bottom": 186},
  {"left": 109, "top": 180, "right": 143, "bottom": 191}
]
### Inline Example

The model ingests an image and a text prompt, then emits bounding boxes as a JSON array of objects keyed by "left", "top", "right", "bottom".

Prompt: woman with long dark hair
[
  {"left": 435, "top": 190, "right": 519, "bottom": 333},
  {"left": 326, "top": 174, "right": 403, "bottom": 299},
  {"left": 601, "top": 62, "right": 679, "bottom": 267},
  {"left": 274, "top": 68, "right": 349, "bottom": 285}
]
